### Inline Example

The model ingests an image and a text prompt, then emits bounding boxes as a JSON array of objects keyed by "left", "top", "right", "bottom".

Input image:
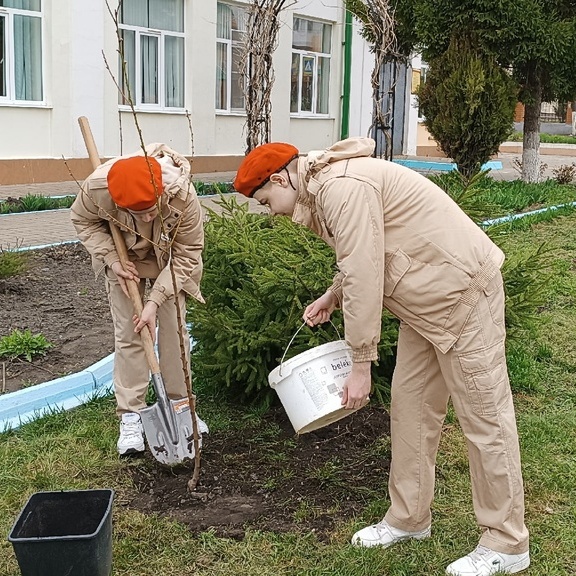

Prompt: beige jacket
[
  {"left": 292, "top": 138, "right": 504, "bottom": 362},
  {"left": 70, "top": 143, "right": 204, "bottom": 307}
]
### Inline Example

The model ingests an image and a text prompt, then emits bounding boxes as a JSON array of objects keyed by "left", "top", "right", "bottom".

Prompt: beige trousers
[
  {"left": 105, "top": 267, "right": 190, "bottom": 416},
  {"left": 384, "top": 271, "right": 529, "bottom": 554}
]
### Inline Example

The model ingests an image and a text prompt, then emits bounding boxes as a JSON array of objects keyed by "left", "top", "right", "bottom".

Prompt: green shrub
[
  {"left": 418, "top": 36, "right": 517, "bottom": 178},
  {"left": 0, "top": 195, "right": 75, "bottom": 214},
  {"left": 0, "top": 329, "right": 53, "bottom": 362},
  {"left": 430, "top": 170, "right": 504, "bottom": 222},
  {"left": 189, "top": 181, "right": 556, "bottom": 408},
  {"left": 497, "top": 243, "right": 554, "bottom": 339},
  {"left": 193, "top": 182, "right": 233, "bottom": 197},
  {"left": 188, "top": 196, "right": 398, "bottom": 408},
  {"left": 0, "top": 247, "right": 27, "bottom": 279}
]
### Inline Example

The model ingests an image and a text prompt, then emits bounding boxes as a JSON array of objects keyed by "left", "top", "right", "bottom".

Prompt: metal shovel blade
[{"left": 140, "top": 373, "right": 201, "bottom": 465}]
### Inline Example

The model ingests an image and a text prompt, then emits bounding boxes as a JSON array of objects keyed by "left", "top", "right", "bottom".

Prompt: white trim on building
[{"left": 0, "top": 0, "right": 416, "bottom": 177}]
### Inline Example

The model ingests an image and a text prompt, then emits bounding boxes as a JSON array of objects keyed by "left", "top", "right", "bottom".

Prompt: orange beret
[
  {"left": 234, "top": 142, "right": 299, "bottom": 197},
  {"left": 107, "top": 156, "right": 163, "bottom": 211}
]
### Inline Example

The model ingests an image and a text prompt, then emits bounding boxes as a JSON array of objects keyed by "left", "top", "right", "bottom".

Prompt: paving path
[
  {"left": 0, "top": 172, "right": 261, "bottom": 251},
  {"left": 1, "top": 152, "right": 575, "bottom": 251}
]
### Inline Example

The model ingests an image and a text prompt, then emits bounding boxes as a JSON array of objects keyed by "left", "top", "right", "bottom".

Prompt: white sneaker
[
  {"left": 351, "top": 519, "right": 431, "bottom": 548},
  {"left": 117, "top": 412, "right": 145, "bottom": 455},
  {"left": 446, "top": 546, "right": 530, "bottom": 575}
]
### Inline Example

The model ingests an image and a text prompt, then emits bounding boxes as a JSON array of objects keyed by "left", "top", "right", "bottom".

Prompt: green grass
[
  {"left": 508, "top": 131, "right": 576, "bottom": 145},
  {"left": 430, "top": 173, "right": 576, "bottom": 224},
  {"left": 0, "top": 184, "right": 232, "bottom": 215},
  {"left": 2, "top": 214, "right": 576, "bottom": 575},
  {"left": 477, "top": 179, "right": 576, "bottom": 213}
]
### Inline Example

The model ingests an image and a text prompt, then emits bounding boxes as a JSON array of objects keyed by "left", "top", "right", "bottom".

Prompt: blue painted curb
[
  {"left": 0, "top": 336, "right": 195, "bottom": 431},
  {"left": 0, "top": 353, "right": 114, "bottom": 431},
  {"left": 482, "top": 201, "right": 576, "bottom": 226},
  {"left": 393, "top": 159, "right": 503, "bottom": 172}
]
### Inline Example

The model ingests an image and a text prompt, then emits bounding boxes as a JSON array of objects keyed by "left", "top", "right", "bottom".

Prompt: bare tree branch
[
  {"left": 240, "top": 0, "right": 296, "bottom": 152},
  {"left": 346, "top": 0, "right": 402, "bottom": 159},
  {"left": 102, "top": 0, "right": 203, "bottom": 487}
]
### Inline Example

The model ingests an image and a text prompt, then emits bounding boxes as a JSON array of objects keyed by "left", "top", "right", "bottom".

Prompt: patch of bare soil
[
  {"left": 0, "top": 243, "right": 393, "bottom": 537},
  {"left": 0, "top": 244, "right": 113, "bottom": 393},
  {"left": 126, "top": 406, "right": 391, "bottom": 540}
]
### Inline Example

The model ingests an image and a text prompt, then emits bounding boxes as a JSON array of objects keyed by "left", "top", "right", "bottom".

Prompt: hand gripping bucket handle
[{"left": 278, "top": 320, "right": 342, "bottom": 378}]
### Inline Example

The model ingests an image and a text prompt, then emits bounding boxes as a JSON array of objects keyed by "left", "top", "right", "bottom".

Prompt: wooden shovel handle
[{"left": 77, "top": 116, "right": 161, "bottom": 374}]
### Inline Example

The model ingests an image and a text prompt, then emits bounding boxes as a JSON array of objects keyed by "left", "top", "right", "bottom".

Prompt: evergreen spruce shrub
[
  {"left": 418, "top": 36, "right": 517, "bottom": 178},
  {"left": 187, "top": 196, "right": 398, "bottom": 408},
  {"left": 430, "top": 170, "right": 504, "bottom": 223}
]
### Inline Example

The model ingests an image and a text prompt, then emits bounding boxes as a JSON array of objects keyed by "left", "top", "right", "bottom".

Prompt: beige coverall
[
  {"left": 70, "top": 144, "right": 204, "bottom": 415},
  {"left": 291, "top": 138, "right": 529, "bottom": 555}
]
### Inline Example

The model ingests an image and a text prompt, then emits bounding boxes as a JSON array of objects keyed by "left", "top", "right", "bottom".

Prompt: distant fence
[{"left": 540, "top": 101, "right": 568, "bottom": 124}]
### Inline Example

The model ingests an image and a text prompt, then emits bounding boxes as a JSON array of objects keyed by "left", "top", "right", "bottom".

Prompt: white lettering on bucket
[{"left": 298, "top": 367, "right": 329, "bottom": 410}]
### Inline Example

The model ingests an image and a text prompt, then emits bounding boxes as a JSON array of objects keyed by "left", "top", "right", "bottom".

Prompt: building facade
[{"left": 1, "top": 0, "right": 402, "bottom": 184}]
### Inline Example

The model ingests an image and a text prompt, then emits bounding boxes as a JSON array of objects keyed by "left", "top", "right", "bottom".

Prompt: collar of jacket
[
  {"left": 142, "top": 143, "right": 192, "bottom": 200},
  {"left": 291, "top": 156, "right": 325, "bottom": 236},
  {"left": 291, "top": 138, "right": 376, "bottom": 230}
]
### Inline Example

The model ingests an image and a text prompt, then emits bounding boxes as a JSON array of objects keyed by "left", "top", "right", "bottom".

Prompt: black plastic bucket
[{"left": 8, "top": 489, "right": 114, "bottom": 576}]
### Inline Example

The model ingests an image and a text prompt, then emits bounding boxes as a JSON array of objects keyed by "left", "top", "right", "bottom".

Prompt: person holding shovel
[
  {"left": 233, "top": 137, "right": 529, "bottom": 576},
  {"left": 71, "top": 144, "right": 204, "bottom": 456}
]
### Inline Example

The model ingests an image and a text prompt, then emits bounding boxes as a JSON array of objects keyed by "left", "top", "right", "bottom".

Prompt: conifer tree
[{"left": 418, "top": 36, "right": 517, "bottom": 178}]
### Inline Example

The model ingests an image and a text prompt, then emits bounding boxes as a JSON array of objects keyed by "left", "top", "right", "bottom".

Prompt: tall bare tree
[
  {"left": 240, "top": 0, "right": 295, "bottom": 153},
  {"left": 345, "top": 0, "right": 402, "bottom": 159}
]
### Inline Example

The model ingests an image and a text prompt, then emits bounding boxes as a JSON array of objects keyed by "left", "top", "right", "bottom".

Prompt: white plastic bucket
[{"left": 269, "top": 339, "right": 363, "bottom": 434}]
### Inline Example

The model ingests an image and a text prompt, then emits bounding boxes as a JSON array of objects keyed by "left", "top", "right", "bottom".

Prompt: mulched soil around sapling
[{"left": 126, "top": 405, "right": 391, "bottom": 540}]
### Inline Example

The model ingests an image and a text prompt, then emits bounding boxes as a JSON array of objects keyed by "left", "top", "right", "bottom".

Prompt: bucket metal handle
[{"left": 278, "top": 320, "right": 342, "bottom": 377}]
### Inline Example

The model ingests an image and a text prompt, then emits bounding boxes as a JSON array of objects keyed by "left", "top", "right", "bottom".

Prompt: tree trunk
[{"left": 521, "top": 77, "right": 542, "bottom": 183}]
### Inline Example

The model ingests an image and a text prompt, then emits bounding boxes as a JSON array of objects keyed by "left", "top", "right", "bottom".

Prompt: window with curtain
[
  {"left": 0, "top": 0, "right": 43, "bottom": 103},
  {"left": 216, "top": 2, "right": 246, "bottom": 113},
  {"left": 119, "top": 0, "right": 184, "bottom": 109},
  {"left": 290, "top": 17, "right": 331, "bottom": 116}
]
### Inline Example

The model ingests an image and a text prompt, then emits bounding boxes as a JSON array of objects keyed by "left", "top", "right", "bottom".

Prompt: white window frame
[
  {"left": 0, "top": 1, "right": 45, "bottom": 107},
  {"left": 216, "top": 2, "right": 246, "bottom": 114},
  {"left": 291, "top": 16, "right": 331, "bottom": 118},
  {"left": 118, "top": 4, "right": 185, "bottom": 112}
]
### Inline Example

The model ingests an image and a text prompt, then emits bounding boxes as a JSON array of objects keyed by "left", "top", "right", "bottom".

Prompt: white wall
[
  {"left": 0, "top": 0, "right": 351, "bottom": 162},
  {"left": 348, "top": 20, "right": 373, "bottom": 140},
  {"left": 405, "top": 54, "right": 422, "bottom": 156}
]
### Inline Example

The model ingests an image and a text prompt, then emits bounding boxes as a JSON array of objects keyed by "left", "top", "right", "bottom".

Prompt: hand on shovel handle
[
  {"left": 133, "top": 302, "right": 159, "bottom": 345},
  {"left": 111, "top": 261, "right": 139, "bottom": 298}
]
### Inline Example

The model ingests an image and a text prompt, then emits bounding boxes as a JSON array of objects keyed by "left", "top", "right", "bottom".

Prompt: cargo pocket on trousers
[
  {"left": 483, "top": 273, "right": 505, "bottom": 326},
  {"left": 458, "top": 340, "right": 510, "bottom": 416}
]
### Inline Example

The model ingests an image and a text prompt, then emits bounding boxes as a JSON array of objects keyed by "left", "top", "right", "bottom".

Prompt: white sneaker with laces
[
  {"left": 117, "top": 412, "right": 145, "bottom": 455},
  {"left": 351, "top": 519, "right": 431, "bottom": 548},
  {"left": 446, "top": 545, "right": 530, "bottom": 575}
]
